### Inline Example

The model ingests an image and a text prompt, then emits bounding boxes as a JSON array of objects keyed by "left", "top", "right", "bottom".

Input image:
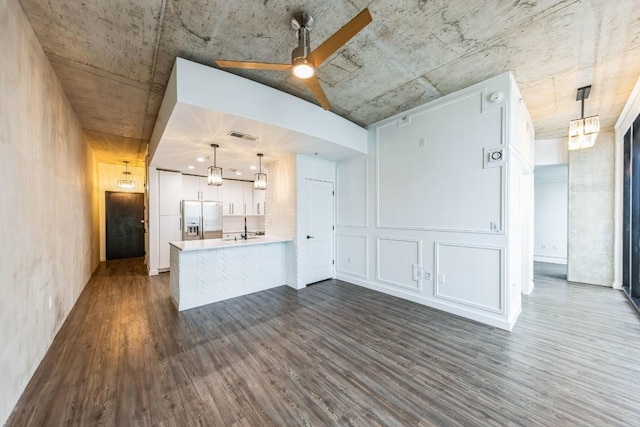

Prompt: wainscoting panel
[
  {"left": 336, "top": 234, "right": 368, "bottom": 279},
  {"left": 434, "top": 242, "right": 504, "bottom": 313},
  {"left": 376, "top": 89, "right": 504, "bottom": 233},
  {"left": 337, "top": 156, "right": 368, "bottom": 227},
  {"left": 377, "top": 237, "right": 422, "bottom": 291}
]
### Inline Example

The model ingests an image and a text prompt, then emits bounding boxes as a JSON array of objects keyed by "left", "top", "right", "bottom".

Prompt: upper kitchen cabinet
[
  {"left": 242, "top": 182, "right": 254, "bottom": 215},
  {"left": 200, "top": 178, "right": 219, "bottom": 201},
  {"left": 182, "top": 175, "right": 219, "bottom": 201},
  {"left": 254, "top": 187, "right": 265, "bottom": 216},
  {"left": 218, "top": 180, "right": 257, "bottom": 215},
  {"left": 181, "top": 174, "right": 200, "bottom": 200},
  {"left": 158, "top": 170, "right": 182, "bottom": 216},
  {"left": 219, "top": 180, "right": 243, "bottom": 215}
]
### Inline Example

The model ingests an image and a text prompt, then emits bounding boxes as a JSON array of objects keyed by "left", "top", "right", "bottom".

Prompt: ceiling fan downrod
[{"left": 290, "top": 12, "right": 314, "bottom": 66}]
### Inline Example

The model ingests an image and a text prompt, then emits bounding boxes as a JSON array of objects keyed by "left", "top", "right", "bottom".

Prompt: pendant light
[
  {"left": 568, "top": 85, "right": 599, "bottom": 151},
  {"left": 208, "top": 144, "right": 223, "bottom": 186},
  {"left": 117, "top": 160, "right": 135, "bottom": 190},
  {"left": 254, "top": 153, "right": 267, "bottom": 190}
]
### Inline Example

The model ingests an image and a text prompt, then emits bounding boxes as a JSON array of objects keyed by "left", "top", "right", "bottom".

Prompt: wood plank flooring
[{"left": 6, "top": 259, "right": 640, "bottom": 426}]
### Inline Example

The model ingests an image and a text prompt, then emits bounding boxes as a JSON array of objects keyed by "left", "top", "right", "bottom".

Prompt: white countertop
[{"left": 170, "top": 236, "right": 291, "bottom": 252}]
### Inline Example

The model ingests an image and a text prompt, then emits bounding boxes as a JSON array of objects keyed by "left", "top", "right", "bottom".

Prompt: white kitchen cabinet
[
  {"left": 159, "top": 215, "right": 182, "bottom": 270},
  {"left": 242, "top": 181, "right": 254, "bottom": 215},
  {"left": 159, "top": 170, "right": 182, "bottom": 216},
  {"left": 182, "top": 175, "right": 220, "bottom": 201},
  {"left": 254, "top": 187, "right": 265, "bottom": 216},
  {"left": 200, "top": 177, "right": 219, "bottom": 201},
  {"left": 219, "top": 179, "right": 245, "bottom": 215},
  {"left": 181, "top": 174, "right": 200, "bottom": 200}
]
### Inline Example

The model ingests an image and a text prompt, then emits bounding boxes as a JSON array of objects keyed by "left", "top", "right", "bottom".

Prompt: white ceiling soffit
[{"left": 150, "top": 58, "right": 367, "bottom": 178}]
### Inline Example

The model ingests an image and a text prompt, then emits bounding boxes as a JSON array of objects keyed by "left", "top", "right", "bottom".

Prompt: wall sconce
[
  {"left": 117, "top": 160, "right": 135, "bottom": 190},
  {"left": 254, "top": 153, "right": 267, "bottom": 190},
  {"left": 208, "top": 144, "right": 223, "bottom": 186},
  {"left": 568, "top": 85, "right": 599, "bottom": 150}
]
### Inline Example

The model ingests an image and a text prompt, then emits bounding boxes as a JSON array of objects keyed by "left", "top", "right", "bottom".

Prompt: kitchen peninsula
[{"left": 169, "top": 237, "right": 291, "bottom": 311}]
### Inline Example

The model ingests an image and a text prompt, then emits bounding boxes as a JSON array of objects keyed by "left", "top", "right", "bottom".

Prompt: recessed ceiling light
[
  {"left": 250, "top": 165, "right": 257, "bottom": 170},
  {"left": 196, "top": 157, "right": 205, "bottom": 162},
  {"left": 187, "top": 165, "right": 195, "bottom": 170},
  {"left": 235, "top": 171, "right": 242, "bottom": 176}
]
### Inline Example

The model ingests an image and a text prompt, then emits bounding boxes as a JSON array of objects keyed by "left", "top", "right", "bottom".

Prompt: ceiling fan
[{"left": 215, "top": 8, "right": 373, "bottom": 111}]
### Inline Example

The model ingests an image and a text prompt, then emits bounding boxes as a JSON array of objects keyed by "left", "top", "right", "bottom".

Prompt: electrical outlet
[
  {"left": 48, "top": 296, "right": 53, "bottom": 309},
  {"left": 437, "top": 273, "right": 446, "bottom": 283},
  {"left": 347, "top": 257, "right": 351, "bottom": 264},
  {"left": 423, "top": 271, "right": 432, "bottom": 280}
]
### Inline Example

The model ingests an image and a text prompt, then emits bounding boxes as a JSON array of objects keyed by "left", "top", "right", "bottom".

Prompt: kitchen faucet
[{"left": 240, "top": 217, "right": 248, "bottom": 240}]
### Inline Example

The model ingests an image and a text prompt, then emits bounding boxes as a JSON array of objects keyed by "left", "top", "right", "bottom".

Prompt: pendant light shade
[
  {"left": 254, "top": 153, "right": 267, "bottom": 190},
  {"left": 208, "top": 144, "right": 223, "bottom": 186},
  {"left": 117, "top": 160, "right": 136, "bottom": 190},
  {"left": 568, "top": 85, "right": 599, "bottom": 151}
]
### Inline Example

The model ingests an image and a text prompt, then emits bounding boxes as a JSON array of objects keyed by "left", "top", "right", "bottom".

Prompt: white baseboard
[
  {"left": 148, "top": 269, "right": 159, "bottom": 276},
  {"left": 533, "top": 255, "right": 567, "bottom": 265}
]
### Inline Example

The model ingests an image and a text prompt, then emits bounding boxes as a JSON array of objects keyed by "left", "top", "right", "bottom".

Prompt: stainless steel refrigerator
[{"left": 181, "top": 200, "right": 223, "bottom": 240}]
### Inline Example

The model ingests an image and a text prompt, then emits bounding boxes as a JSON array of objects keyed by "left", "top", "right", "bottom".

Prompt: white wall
[
  {"left": 0, "top": 1, "right": 99, "bottom": 423},
  {"left": 535, "top": 138, "right": 568, "bottom": 166},
  {"left": 336, "top": 73, "right": 533, "bottom": 330},
  {"left": 265, "top": 155, "right": 298, "bottom": 287},
  {"left": 534, "top": 165, "right": 568, "bottom": 264},
  {"left": 98, "top": 162, "right": 146, "bottom": 261}
]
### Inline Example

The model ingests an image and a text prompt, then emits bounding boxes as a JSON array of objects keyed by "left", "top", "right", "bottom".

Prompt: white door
[{"left": 304, "top": 179, "right": 335, "bottom": 285}]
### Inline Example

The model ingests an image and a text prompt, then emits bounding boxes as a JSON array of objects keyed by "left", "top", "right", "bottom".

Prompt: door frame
[
  {"left": 105, "top": 191, "right": 146, "bottom": 260},
  {"left": 301, "top": 178, "right": 336, "bottom": 287}
]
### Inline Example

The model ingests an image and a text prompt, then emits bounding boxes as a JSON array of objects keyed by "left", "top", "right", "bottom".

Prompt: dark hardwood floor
[{"left": 7, "top": 259, "right": 640, "bottom": 426}]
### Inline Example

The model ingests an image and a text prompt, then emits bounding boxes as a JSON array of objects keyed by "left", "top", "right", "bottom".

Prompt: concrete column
[{"left": 567, "top": 130, "right": 615, "bottom": 286}]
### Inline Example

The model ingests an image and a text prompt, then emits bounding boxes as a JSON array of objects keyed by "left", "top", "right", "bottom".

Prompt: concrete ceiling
[{"left": 18, "top": 0, "right": 640, "bottom": 167}]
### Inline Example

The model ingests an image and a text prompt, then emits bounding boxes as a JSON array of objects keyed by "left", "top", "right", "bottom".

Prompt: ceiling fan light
[{"left": 292, "top": 59, "right": 314, "bottom": 79}]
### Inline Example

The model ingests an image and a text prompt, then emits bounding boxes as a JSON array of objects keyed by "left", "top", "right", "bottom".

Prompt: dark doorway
[{"left": 106, "top": 191, "right": 145, "bottom": 260}]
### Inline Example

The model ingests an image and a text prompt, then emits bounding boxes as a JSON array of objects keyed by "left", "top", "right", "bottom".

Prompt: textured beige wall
[
  {"left": 0, "top": 1, "right": 99, "bottom": 423},
  {"left": 568, "top": 130, "right": 615, "bottom": 286}
]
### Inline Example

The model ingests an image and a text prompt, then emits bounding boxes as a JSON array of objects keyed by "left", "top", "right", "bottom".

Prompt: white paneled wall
[{"left": 336, "top": 72, "right": 534, "bottom": 331}]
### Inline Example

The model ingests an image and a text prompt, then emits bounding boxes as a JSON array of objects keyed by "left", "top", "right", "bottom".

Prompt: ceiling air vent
[{"left": 227, "top": 131, "right": 258, "bottom": 141}]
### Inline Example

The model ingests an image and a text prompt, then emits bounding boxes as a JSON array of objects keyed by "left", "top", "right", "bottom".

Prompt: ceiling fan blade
[
  {"left": 307, "top": 8, "right": 372, "bottom": 68},
  {"left": 303, "top": 75, "right": 331, "bottom": 111},
  {"left": 215, "top": 60, "right": 291, "bottom": 71}
]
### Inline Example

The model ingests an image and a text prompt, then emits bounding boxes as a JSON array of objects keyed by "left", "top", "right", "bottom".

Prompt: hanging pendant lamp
[
  {"left": 568, "top": 85, "right": 599, "bottom": 151},
  {"left": 117, "top": 160, "right": 135, "bottom": 190},
  {"left": 254, "top": 153, "right": 267, "bottom": 190},
  {"left": 208, "top": 144, "right": 223, "bottom": 186}
]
